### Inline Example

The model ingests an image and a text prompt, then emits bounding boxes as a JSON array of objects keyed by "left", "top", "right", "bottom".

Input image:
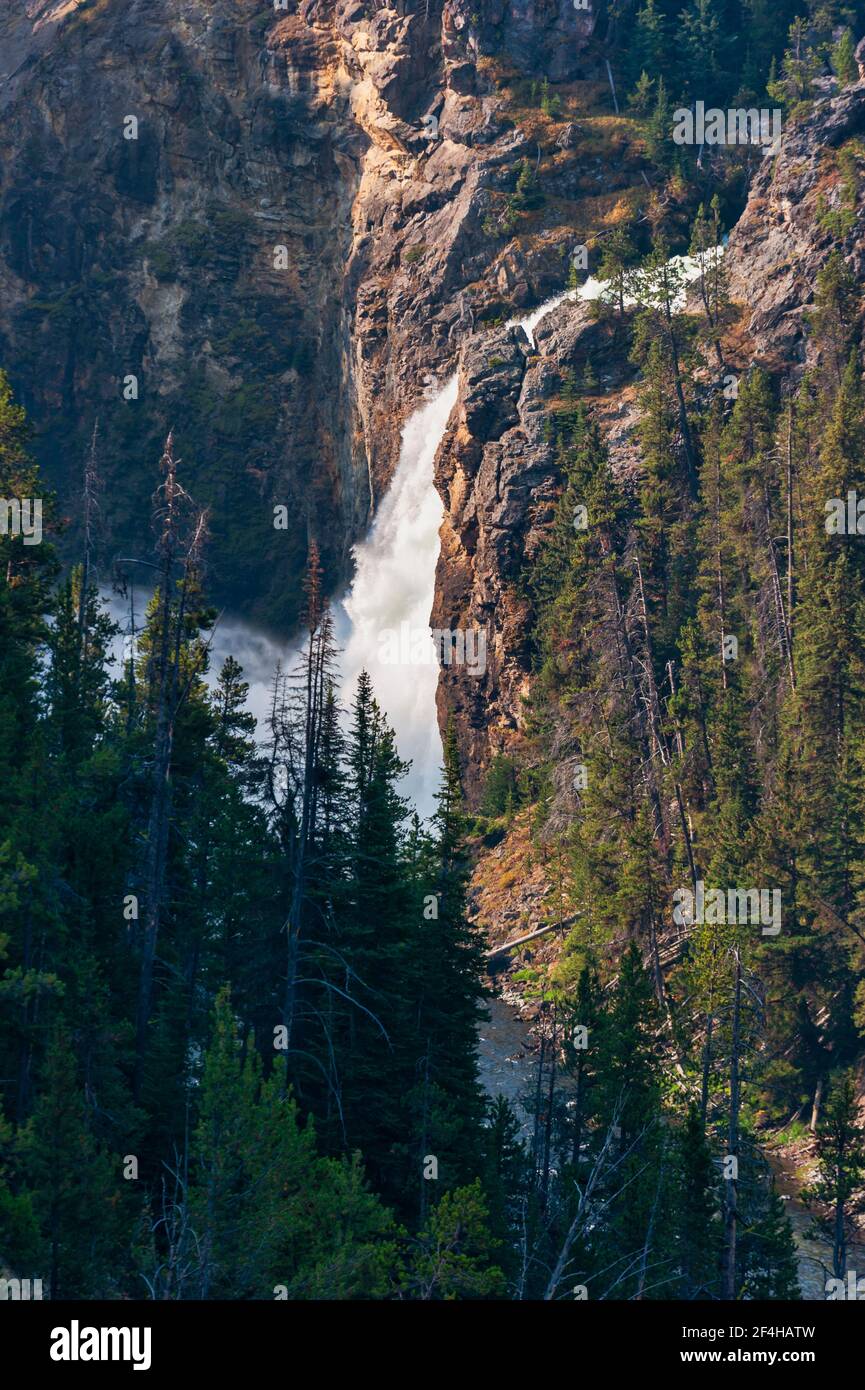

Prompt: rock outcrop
[
  {"left": 433, "top": 81, "right": 865, "bottom": 801},
  {"left": 725, "top": 81, "right": 865, "bottom": 369},
  {"left": 432, "top": 299, "right": 636, "bottom": 799}
]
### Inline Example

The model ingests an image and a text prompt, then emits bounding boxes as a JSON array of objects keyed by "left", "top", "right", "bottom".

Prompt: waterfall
[
  {"left": 332, "top": 375, "right": 459, "bottom": 817},
  {"left": 101, "top": 250, "right": 718, "bottom": 817},
  {"left": 337, "top": 251, "right": 715, "bottom": 813},
  {"left": 334, "top": 292, "right": 576, "bottom": 816}
]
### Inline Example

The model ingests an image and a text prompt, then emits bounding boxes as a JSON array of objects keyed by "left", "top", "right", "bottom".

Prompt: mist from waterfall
[{"left": 99, "top": 380, "right": 461, "bottom": 820}]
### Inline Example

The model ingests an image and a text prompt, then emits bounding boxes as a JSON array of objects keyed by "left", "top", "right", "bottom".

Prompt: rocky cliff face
[
  {"left": 8, "top": 3, "right": 858, "bottom": 809},
  {"left": 1, "top": 0, "right": 358, "bottom": 624},
  {"left": 431, "top": 302, "right": 636, "bottom": 799},
  {"left": 433, "top": 80, "right": 865, "bottom": 803},
  {"left": 0, "top": 0, "right": 599, "bottom": 625},
  {"left": 725, "top": 81, "right": 865, "bottom": 370}
]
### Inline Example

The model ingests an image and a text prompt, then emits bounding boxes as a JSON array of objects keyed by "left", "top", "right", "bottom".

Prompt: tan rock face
[{"left": 0, "top": 0, "right": 594, "bottom": 628}]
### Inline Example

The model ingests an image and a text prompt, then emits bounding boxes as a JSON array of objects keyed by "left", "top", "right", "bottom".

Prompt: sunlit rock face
[
  {"left": 0, "top": 0, "right": 595, "bottom": 630},
  {"left": 725, "top": 81, "right": 865, "bottom": 371}
]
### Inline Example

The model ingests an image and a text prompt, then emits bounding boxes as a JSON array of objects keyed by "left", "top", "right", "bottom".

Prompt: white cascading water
[
  {"left": 332, "top": 376, "right": 458, "bottom": 817},
  {"left": 103, "top": 251, "right": 717, "bottom": 817},
  {"left": 334, "top": 289, "right": 580, "bottom": 816}
]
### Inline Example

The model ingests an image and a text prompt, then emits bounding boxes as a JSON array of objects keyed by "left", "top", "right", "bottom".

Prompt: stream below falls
[{"left": 477, "top": 992, "right": 851, "bottom": 1301}]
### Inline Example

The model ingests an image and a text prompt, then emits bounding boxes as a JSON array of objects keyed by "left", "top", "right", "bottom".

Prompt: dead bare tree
[
  {"left": 634, "top": 549, "right": 699, "bottom": 898},
  {"left": 281, "top": 542, "right": 331, "bottom": 1050},
  {"left": 544, "top": 1097, "right": 637, "bottom": 1300},
  {"left": 78, "top": 417, "right": 101, "bottom": 647},
  {"left": 134, "top": 434, "right": 205, "bottom": 1100},
  {"left": 138, "top": 1152, "right": 201, "bottom": 1301}
]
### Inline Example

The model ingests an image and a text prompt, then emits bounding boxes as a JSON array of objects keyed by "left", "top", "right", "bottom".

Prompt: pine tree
[
  {"left": 738, "top": 1174, "right": 801, "bottom": 1300},
  {"left": 330, "top": 672, "right": 416, "bottom": 1203},
  {"left": 187, "top": 989, "right": 397, "bottom": 1300},
  {"left": 46, "top": 569, "right": 116, "bottom": 765},
  {"left": 680, "top": 0, "right": 734, "bottom": 107},
  {"left": 630, "top": 239, "right": 698, "bottom": 491},
  {"left": 401, "top": 1180, "right": 506, "bottom": 1300},
  {"left": 408, "top": 721, "right": 488, "bottom": 1219},
  {"left": 589, "top": 944, "right": 671, "bottom": 1299},
  {"left": 512, "top": 158, "right": 543, "bottom": 212},
  {"left": 767, "top": 18, "right": 823, "bottom": 112},
  {"left": 689, "top": 199, "right": 729, "bottom": 371},
  {"left": 481, "top": 1095, "right": 528, "bottom": 1286},
  {"left": 630, "top": 1, "right": 671, "bottom": 91},
  {"left": 645, "top": 77, "right": 674, "bottom": 172},
  {"left": 18, "top": 1026, "right": 128, "bottom": 1298},
  {"left": 675, "top": 1104, "right": 721, "bottom": 1298},
  {"left": 831, "top": 29, "right": 858, "bottom": 86},
  {"left": 628, "top": 70, "right": 655, "bottom": 116},
  {"left": 597, "top": 225, "right": 637, "bottom": 319}
]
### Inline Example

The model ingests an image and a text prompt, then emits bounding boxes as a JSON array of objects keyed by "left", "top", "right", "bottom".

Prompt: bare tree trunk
[
  {"left": 809, "top": 1075, "right": 824, "bottom": 1134},
  {"left": 700, "top": 1013, "right": 713, "bottom": 1127},
  {"left": 763, "top": 488, "right": 795, "bottom": 691},
  {"left": 636, "top": 1145, "right": 665, "bottom": 1299},
  {"left": 605, "top": 59, "right": 619, "bottom": 114},
  {"left": 135, "top": 486, "right": 178, "bottom": 1101},
  {"left": 134, "top": 436, "right": 203, "bottom": 1101},
  {"left": 282, "top": 602, "right": 327, "bottom": 1048},
  {"left": 608, "top": 552, "right": 666, "bottom": 849},
  {"left": 661, "top": 273, "right": 698, "bottom": 490},
  {"left": 667, "top": 659, "right": 699, "bottom": 895},
  {"left": 714, "top": 445, "right": 728, "bottom": 690},
  {"left": 786, "top": 402, "right": 796, "bottom": 686},
  {"left": 544, "top": 1109, "right": 622, "bottom": 1300},
  {"left": 634, "top": 553, "right": 698, "bottom": 890}
]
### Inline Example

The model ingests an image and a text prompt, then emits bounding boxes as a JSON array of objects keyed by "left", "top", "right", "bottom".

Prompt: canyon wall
[
  {"left": 432, "top": 80, "right": 865, "bottom": 801},
  {"left": 5, "top": 3, "right": 864, "bottom": 802},
  {"left": 0, "top": 0, "right": 595, "bottom": 626}
]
